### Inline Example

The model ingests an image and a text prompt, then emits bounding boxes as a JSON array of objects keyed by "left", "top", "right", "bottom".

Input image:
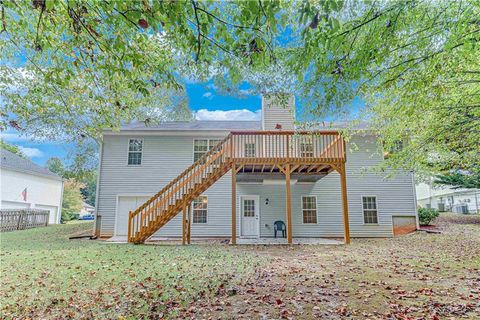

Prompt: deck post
[
  {"left": 339, "top": 163, "right": 351, "bottom": 244},
  {"left": 182, "top": 204, "right": 187, "bottom": 245},
  {"left": 187, "top": 204, "right": 192, "bottom": 244},
  {"left": 127, "top": 210, "right": 132, "bottom": 243},
  {"left": 285, "top": 164, "right": 293, "bottom": 244},
  {"left": 231, "top": 163, "right": 237, "bottom": 245}
]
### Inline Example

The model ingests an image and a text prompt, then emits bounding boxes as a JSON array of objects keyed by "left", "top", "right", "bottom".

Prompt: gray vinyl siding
[
  {"left": 97, "top": 134, "right": 416, "bottom": 238},
  {"left": 261, "top": 95, "right": 295, "bottom": 130}
]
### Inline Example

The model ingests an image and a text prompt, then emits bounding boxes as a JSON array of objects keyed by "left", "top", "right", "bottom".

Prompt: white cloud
[
  {"left": 18, "top": 146, "right": 44, "bottom": 158},
  {"left": 202, "top": 92, "right": 213, "bottom": 99},
  {"left": 195, "top": 109, "right": 261, "bottom": 121},
  {"left": 1, "top": 132, "right": 31, "bottom": 142}
]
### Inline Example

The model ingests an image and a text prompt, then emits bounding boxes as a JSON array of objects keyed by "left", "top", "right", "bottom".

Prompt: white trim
[
  {"left": 57, "top": 180, "right": 64, "bottom": 224},
  {"left": 126, "top": 138, "right": 144, "bottom": 166},
  {"left": 361, "top": 195, "right": 379, "bottom": 225},
  {"left": 239, "top": 195, "right": 260, "bottom": 238},
  {"left": 105, "top": 130, "right": 233, "bottom": 136},
  {"left": 192, "top": 195, "right": 208, "bottom": 225},
  {"left": 114, "top": 193, "right": 154, "bottom": 236},
  {"left": 411, "top": 173, "right": 420, "bottom": 229},
  {"left": 301, "top": 195, "right": 318, "bottom": 224}
]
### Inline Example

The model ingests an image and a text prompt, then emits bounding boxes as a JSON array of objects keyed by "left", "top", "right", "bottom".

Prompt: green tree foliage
[
  {"left": 0, "top": 0, "right": 276, "bottom": 141},
  {"left": 1, "top": 0, "right": 478, "bottom": 176},
  {"left": 435, "top": 172, "right": 480, "bottom": 189},
  {"left": 291, "top": 1, "right": 480, "bottom": 175},
  {"left": 61, "top": 179, "right": 84, "bottom": 222},
  {"left": 418, "top": 207, "right": 440, "bottom": 226},
  {"left": 0, "top": 140, "right": 26, "bottom": 158},
  {"left": 47, "top": 153, "right": 98, "bottom": 206}
]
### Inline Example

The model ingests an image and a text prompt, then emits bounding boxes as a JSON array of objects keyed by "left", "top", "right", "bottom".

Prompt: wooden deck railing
[
  {"left": 229, "top": 131, "right": 345, "bottom": 163},
  {"left": 128, "top": 131, "right": 345, "bottom": 243}
]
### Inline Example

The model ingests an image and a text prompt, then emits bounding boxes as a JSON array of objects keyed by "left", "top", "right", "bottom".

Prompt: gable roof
[
  {"left": 0, "top": 148, "right": 63, "bottom": 181},
  {"left": 117, "top": 120, "right": 262, "bottom": 132}
]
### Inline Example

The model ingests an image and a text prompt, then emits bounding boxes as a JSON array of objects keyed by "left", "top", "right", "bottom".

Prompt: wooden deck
[{"left": 128, "top": 131, "right": 350, "bottom": 245}]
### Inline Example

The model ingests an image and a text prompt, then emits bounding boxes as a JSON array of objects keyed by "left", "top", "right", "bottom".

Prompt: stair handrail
[{"left": 129, "top": 133, "right": 232, "bottom": 219}]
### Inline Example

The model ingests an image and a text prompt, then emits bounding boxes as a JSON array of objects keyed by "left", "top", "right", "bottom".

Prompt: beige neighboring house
[
  {"left": 416, "top": 180, "right": 480, "bottom": 214},
  {"left": 0, "top": 148, "right": 64, "bottom": 224}
]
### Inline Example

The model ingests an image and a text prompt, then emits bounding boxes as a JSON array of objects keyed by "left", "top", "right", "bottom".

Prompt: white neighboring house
[
  {"left": 95, "top": 95, "right": 418, "bottom": 243},
  {"left": 0, "top": 148, "right": 64, "bottom": 224},
  {"left": 416, "top": 181, "right": 480, "bottom": 214},
  {"left": 79, "top": 202, "right": 95, "bottom": 218}
]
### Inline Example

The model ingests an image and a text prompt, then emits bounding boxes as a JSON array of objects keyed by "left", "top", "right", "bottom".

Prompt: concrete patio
[
  {"left": 104, "top": 236, "right": 343, "bottom": 245},
  {"left": 234, "top": 237, "right": 343, "bottom": 245}
]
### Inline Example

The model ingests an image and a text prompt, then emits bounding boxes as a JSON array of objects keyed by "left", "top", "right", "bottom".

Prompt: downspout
[{"left": 412, "top": 172, "right": 420, "bottom": 229}]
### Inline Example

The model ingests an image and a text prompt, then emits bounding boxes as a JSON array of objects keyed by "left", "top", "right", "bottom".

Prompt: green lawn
[
  {"left": 1, "top": 214, "right": 479, "bottom": 319},
  {"left": 0, "top": 222, "right": 265, "bottom": 319}
]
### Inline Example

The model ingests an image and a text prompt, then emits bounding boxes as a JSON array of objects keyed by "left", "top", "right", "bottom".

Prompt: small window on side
[
  {"left": 302, "top": 196, "right": 317, "bottom": 224},
  {"left": 192, "top": 196, "right": 208, "bottom": 224},
  {"left": 362, "top": 196, "right": 378, "bottom": 224},
  {"left": 128, "top": 139, "right": 143, "bottom": 165}
]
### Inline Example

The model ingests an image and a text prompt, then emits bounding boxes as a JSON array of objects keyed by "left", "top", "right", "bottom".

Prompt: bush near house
[{"left": 418, "top": 207, "right": 440, "bottom": 226}]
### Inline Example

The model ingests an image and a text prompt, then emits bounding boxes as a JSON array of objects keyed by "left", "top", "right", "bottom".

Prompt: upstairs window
[
  {"left": 362, "top": 196, "right": 378, "bottom": 224},
  {"left": 193, "top": 139, "right": 209, "bottom": 162},
  {"left": 128, "top": 139, "right": 143, "bottom": 165},
  {"left": 193, "top": 139, "right": 223, "bottom": 162},
  {"left": 192, "top": 196, "right": 208, "bottom": 224},
  {"left": 244, "top": 143, "right": 256, "bottom": 157},
  {"left": 302, "top": 196, "right": 317, "bottom": 224}
]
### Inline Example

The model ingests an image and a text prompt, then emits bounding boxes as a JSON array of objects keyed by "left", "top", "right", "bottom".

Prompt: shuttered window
[
  {"left": 302, "top": 196, "right": 317, "bottom": 224},
  {"left": 192, "top": 196, "right": 208, "bottom": 224},
  {"left": 128, "top": 139, "right": 143, "bottom": 165},
  {"left": 362, "top": 196, "right": 378, "bottom": 224}
]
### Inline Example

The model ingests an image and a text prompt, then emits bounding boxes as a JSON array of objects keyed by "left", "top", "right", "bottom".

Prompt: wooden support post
[
  {"left": 231, "top": 163, "right": 237, "bottom": 245},
  {"left": 187, "top": 204, "right": 192, "bottom": 244},
  {"left": 127, "top": 210, "right": 132, "bottom": 242},
  {"left": 182, "top": 204, "right": 186, "bottom": 245},
  {"left": 285, "top": 164, "right": 293, "bottom": 244},
  {"left": 339, "top": 163, "right": 351, "bottom": 244}
]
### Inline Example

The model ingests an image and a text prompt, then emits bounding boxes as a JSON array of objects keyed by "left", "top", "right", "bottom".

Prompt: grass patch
[{"left": 0, "top": 223, "right": 265, "bottom": 319}]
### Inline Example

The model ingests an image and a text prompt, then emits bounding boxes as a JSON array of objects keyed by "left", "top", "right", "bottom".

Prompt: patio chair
[{"left": 274, "top": 220, "right": 286, "bottom": 238}]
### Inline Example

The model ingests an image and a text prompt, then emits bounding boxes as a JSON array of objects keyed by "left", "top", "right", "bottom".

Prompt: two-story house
[{"left": 94, "top": 96, "right": 418, "bottom": 244}]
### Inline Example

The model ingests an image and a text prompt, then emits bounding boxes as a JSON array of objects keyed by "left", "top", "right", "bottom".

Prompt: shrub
[{"left": 418, "top": 207, "right": 440, "bottom": 226}]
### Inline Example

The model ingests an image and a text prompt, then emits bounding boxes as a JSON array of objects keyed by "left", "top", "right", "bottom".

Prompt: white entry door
[
  {"left": 115, "top": 196, "right": 150, "bottom": 236},
  {"left": 240, "top": 196, "right": 259, "bottom": 237}
]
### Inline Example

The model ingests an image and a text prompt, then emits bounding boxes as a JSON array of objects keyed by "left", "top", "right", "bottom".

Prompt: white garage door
[
  {"left": 115, "top": 196, "right": 150, "bottom": 236},
  {"left": 35, "top": 205, "right": 59, "bottom": 224}
]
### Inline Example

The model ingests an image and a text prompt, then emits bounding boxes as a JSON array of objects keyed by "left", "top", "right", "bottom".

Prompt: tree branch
[{"left": 191, "top": 0, "right": 202, "bottom": 62}]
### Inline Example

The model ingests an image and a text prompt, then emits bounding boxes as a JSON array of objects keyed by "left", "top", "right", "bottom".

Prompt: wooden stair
[{"left": 128, "top": 135, "right": 233, "bottom": 243}]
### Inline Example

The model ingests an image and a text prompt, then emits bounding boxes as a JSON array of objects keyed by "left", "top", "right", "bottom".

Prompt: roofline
[
  {"left": 1, "top": 165, "right": 64, "bottom": 181},
  {"left": 103, "top": 130, "right": 238, "bottom": 136}
]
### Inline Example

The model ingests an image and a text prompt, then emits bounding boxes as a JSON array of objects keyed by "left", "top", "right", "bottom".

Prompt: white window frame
[
  {"left": 299, "top": 136, "right": 314, "bottom": 158},
  {"left": 127, "top": 138, "right": 143, "bottom": 166},
  {"left": 192, "top": 196, "right": 208, "bottom": 224},
  {"left": 244, "top": 142, "right": 256, "bottom": 158},
  {"left": 362, "top": 195, "right": 379, "bottom": 225},
  {"left": 192, "top": 139, "right": 223, "bottom": 163},
  {"left": 301, "top": 195, "right": 318, "bottom": 224}
]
